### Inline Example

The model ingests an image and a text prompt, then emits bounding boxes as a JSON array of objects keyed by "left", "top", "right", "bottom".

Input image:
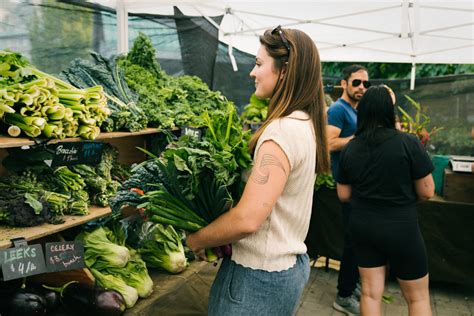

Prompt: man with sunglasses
[{"left": 327, "top": 64, "right": 370, "bottom": 316}]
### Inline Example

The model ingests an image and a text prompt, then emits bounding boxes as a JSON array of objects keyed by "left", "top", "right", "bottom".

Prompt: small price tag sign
[
  {"left": 45, "top": 241, "right": 85, "bottom": 272},
  {"left": 181, "top": 126, "right": 202, "bottom": 141},
  {"left": 0, "top": 244, "right": 47, "bottom": 281},
  {"left": 51, "top": 142, "right": 104, "bottom": 167}
]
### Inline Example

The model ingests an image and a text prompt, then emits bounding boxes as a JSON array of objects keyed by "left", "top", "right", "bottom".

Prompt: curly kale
[
  {"left": 127, "top": 32, "right": 167, "bottom": 82},
  {"left": 108, "top": 190, "right": 143, "bottom": 215},
  {"left": 108, "top": 159, "right": 163, "bottom": 216},
  {"left": 120, "top": 160, "right": 162, "bottom": 193}
]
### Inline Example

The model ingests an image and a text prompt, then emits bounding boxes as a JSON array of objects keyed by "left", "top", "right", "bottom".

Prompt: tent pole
[
  {"left": 409, "top": 0, "right": 419, "bottom": 91},
  {"left": 410, "top": 63, "right": 416, "bottom": 90},
  {"left": 228, "top": 44, "right": 238, "bottom": 72},
  {"left": 117, "top": 0, "right": 128, "bottom": 54}
]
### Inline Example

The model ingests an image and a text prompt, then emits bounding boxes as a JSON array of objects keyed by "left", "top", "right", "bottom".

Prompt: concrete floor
[
  {"left": 297, "top": 263, "right": 474, "bottom": 316},
  {"left": 128, "top": 259, "right": 474, "bottom": 315}
]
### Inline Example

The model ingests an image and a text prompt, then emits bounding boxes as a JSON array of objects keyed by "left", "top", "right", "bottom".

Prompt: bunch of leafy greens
[
  {"left": 135, "top": 221, "right": 188, "bottom": 274},
  {"left": 77, "top": 227, "right": 131, "bottom": 269},
  {"left": 78, "top": 226, "right": 154, "bottom": 307},
  {"left": 61, "top": 52, "right": 148, "bottom": 132},
  {"left": 117, "top": 32, "right": 229, "bottom": 129},
  {"left": 102, "top": 249, "right": 154, "bottom": 298},
  {"left": 314, "top": 172, "right": 336, "bottom": 191},
  {"left": 241, "top": 93, "right": 269, "bottom": 124},
  {"left": 0, "top": 186, "right": 54, "bottom": 227},
  {"left": 136, "top": 104, "right": 251, "bottom": 244},
  {"left": 91, "top": 268, "right": 139, "bottom": 308},
  {"left": 0, "top": 50, "right": 35, "bottom": 87}
]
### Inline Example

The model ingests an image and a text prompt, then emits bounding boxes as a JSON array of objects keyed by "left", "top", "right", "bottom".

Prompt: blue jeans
[{"left": 208, "top": 254, "right": 310, "bottom": 316}]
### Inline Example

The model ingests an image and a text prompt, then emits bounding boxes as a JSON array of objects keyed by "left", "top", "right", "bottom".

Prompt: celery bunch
[{"left": 0, "top": 49, "right": 111, "bottom": 139}]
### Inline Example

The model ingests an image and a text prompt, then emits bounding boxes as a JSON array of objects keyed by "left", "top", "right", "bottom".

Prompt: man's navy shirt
[{"left": 327, "top": 98, "right": 357, "bottom": 178}]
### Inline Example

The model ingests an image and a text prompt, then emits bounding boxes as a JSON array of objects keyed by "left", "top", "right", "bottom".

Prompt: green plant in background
[
  {"left": 398, "top": 95, "right": 443, "bottom": 146},
  {"left": 429, "top": 124, "right": 474, "bottom": 156},
  {"left": 241, "top": 94, "right": 268, "bottom": 124},
  {"left": 315, "top": 172, "right": 336, "bottom": 191},
  {"left": 323, "top": 61, "right": 474, "bottom": 79}
]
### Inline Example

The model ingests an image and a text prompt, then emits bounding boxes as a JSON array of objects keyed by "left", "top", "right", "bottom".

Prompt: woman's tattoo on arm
[{"left": 251, "top": 154, "right": 287, "bottom": 185}]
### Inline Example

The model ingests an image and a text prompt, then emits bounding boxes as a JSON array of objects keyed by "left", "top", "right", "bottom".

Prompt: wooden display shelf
[
  {"left": 0, "top": 128, "right": 161, "bottom": 149},
  {"left": 125, "top": 261, "right": 212, "bottom": 315},
  {"left": 0, "top": 206, "right": 111, "bottom": 249}
]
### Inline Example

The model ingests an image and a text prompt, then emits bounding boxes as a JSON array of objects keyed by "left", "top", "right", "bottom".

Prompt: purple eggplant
[
  {"left": 5, "top": 290, "right": 47, "bottom": 316},
  {"left": 44, "top": 281, "right": 126, "bottom": 316},
  {"left": 212, "top": 246, "right": 224, "bottom": 259},
  {"left": 96, "top": 289, "right": 127, "bottom": 315},
  {"left": 31, "top": 286, "right": 61, "bottom": 312},
  {"left": 221, "top": 244, "right": 232, "bottom": 257},
  {"left": 42, "top": 289, "right": 60, "bottom": 311}
]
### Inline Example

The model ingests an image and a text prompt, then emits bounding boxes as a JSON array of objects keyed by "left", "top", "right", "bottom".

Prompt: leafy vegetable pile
[
  {"left": 117, "top": 32, "right": 231, "bottom": 129},
  {"left": 0, "top": 144, "right": 129, "bottom": 227},
  {"left": 61, "top": 52, "right": 148, "bottom": 132},
  {"left": 0, "top": 50, "right": 110, "bottom": 139},
  {"left": 0, "top": 184, "right": 55, "bottom": 227},
  {"left": 110, "top": 101, "right": 251, "bottom": 217},
  {"left": 241, "top": 93, "right": 269, "bottom": 124},
  {"left": 109, "top": 99, "right": 252, "bottom": 262},
  {"left": 77, "top": 226, "right": 154, "bottom": 309}
]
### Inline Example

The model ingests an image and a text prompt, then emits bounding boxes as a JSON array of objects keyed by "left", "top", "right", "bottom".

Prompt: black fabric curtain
[{"left": 174, "top": 7, "right": 222, "bottom": 88}]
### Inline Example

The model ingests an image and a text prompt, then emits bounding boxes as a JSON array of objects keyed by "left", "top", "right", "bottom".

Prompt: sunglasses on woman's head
[
  {"left": 351, "top": 79, "right": 371, "bottom": 88},
  {"left": 271, "top": 25, "right": 291, "bottom": 52}
]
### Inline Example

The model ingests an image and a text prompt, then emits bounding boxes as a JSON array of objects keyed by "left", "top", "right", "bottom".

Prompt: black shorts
[{"left": 350, "top": 214, "right": 428, "bottom": 280}]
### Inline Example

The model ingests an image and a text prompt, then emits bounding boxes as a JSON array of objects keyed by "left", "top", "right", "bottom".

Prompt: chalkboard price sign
[
  {"left": 181, "top": 126, "right": 202, "bottom": 141},
  {"left": 45, "top": 241, "right": 85, "bottom": 272},
  {"left": 0, "top": 244, "right": 47, "bottom": 281},
  {"left": 51, "top": 142, "right": 104, "bottom": 167}
]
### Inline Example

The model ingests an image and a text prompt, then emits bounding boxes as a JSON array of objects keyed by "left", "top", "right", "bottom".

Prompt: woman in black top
[{"left": 336, "top": 85, "right": 435, "bottom": 316}]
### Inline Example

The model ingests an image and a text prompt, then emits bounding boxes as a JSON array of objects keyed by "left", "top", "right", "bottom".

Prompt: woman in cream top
[{"left": 187, "top": 26, "right": 329, "bottom": 316}]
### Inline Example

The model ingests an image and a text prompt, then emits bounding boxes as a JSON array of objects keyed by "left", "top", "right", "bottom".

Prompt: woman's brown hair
[{"left": 249, "top": 27, "right": 330, "bottom": 173}]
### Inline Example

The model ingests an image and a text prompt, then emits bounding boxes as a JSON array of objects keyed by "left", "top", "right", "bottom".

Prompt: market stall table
[{"left": 125, "top": 261, "right": 217, "bottom": 315}]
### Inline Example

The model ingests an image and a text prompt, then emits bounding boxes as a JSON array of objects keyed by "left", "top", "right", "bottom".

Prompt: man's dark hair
[{"left": 342, "top": 64, "right": 368, "bottom": 81}]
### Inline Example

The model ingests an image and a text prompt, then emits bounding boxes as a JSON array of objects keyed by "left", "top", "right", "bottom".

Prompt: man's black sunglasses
[
  {"left": 271, "top": 25, "right": 291, "bottom": 52},
  {"left": 351, "top": 79, "right": 371, "bottom": 89}
]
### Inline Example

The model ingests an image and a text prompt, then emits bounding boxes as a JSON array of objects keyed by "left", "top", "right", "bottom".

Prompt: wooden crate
[{"left": 443, "top": 168, "right": 474, "bottom": 204}]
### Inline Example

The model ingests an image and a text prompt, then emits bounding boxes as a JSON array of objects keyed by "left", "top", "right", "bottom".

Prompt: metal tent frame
[{"left": 96, "top": 0, "right": 474, "bottom": 89}]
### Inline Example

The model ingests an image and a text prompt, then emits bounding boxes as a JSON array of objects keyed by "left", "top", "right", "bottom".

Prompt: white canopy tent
[{"left": 93, "top": 0, "right": 474, "bottom": 88}]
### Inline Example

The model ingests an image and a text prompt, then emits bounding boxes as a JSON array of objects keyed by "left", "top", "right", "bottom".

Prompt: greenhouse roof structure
[{"left": 90, "top": 0, "right": 474, "bottom": 89}]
